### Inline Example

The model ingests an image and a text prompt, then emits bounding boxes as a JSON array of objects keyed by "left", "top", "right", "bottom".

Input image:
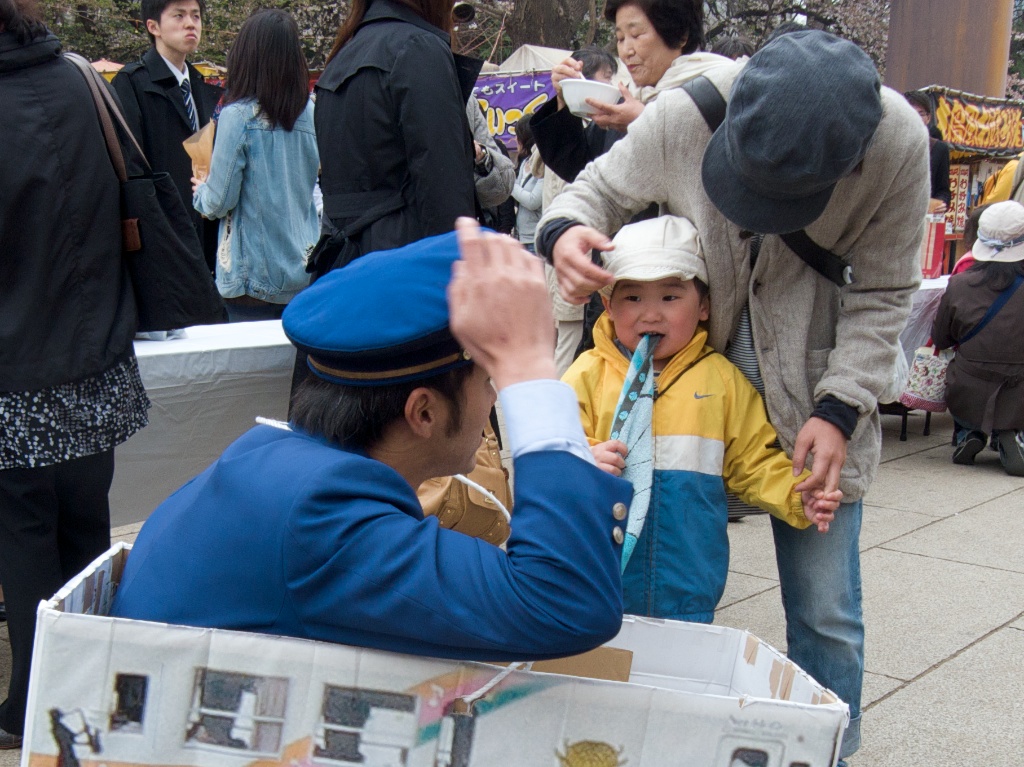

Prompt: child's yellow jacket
[{"left": 563, "top": 315, "right": 811, "bottom": 622}]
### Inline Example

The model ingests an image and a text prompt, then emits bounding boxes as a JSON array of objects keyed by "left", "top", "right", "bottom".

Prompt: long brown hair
[
  {"left": 326, "top": 0, "right": 454, "bottom": 64},
  {"left": 0, "top": 0, "right": 47, "bottom": 43},
  {"left": 224, "top": 9, "right": 309, "bottom": 131}
]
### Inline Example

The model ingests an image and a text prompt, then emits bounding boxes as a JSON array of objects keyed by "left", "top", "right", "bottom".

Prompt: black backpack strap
[
  {"left": 780, "top": 230, "right": 854, "bottom": 287},
  {"left": 680, "top": 76, "right": 853, "bottom": 287},
  {"left": 679, "top": 75, "right": 727, "bottom": 133}
]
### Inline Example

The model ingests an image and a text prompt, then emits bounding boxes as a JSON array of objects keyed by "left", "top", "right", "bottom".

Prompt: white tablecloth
[
  {"left": 109, "top": 321, "right": 295, "bottom": 526},
  {"left": 899, "top": 275, "right": 949, "bottom": 366}
]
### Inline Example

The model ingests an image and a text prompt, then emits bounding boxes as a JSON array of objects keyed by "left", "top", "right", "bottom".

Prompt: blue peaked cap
[{"left": 283, "top": 231, "right": 473, "bottom": 386}]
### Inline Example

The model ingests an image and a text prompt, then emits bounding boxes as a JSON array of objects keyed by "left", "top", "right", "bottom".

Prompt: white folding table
[{"left": 109, "top": 321, "right": 295, "bottom": 526}]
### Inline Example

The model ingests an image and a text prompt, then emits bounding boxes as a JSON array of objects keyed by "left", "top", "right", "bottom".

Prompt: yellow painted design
[
  {"left": 556, "top": 740, "right": 627, "bottom": 767},
  {"left": 935, "top": 92, "right": 1024, "bottom": 154}
]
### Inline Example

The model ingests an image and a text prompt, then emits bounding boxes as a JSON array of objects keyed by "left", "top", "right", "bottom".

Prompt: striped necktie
[{"left": 180, "top": 78, "right": 198, "bottom": 131}]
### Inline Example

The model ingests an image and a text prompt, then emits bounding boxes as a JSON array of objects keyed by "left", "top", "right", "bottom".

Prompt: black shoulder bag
[{"left": 66, "top": 53, "right": 227, "bottom": 331}]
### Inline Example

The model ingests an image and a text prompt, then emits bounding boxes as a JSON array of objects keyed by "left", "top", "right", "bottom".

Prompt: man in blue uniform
[{"left": 112, "top": 220, "right": 633, "bottom": 661}]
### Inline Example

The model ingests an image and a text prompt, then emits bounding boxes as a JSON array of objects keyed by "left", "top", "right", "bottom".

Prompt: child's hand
[
  {"left": 800, "top": 488, "right": 842, "bottom": 533},
  {"left": 591, "top": 440, "right": 627, "bottom": 476}
]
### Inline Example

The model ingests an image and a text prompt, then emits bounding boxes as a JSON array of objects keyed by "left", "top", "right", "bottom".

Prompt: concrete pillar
[{"left": 885, "top": 0, "right": 1014, "bottom": 97}]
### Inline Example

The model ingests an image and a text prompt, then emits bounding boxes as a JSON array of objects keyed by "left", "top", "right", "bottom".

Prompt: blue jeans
[{"left": 771, "top": 499, "right": 863, "bottom": 758}]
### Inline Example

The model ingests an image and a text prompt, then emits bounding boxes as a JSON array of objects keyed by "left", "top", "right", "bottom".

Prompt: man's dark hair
[
  {"left": 903, "top": 90, "right": 933, "bottom": 119},
  {"left": 603, "top": 0, "right": 703, "bottom": 54},
  {"left": 763, "top": 20, "right": 805, "bottom": 47},
  {"left": 0, "top": 0, "right": 47, "bottom": 44},
  {"left": 710, "top": 34, "right": 754, "bottom": 60},
  {"left": 141, "top": 0, "right": 206, "bottom": 45},
  {"left": 290, "top": 364, "right": 476, "bottom": 451},
  {"left": 572, "top": 44, "right": 617, "bottom": 80},
  {"left": 225, "top": 9, "right": 309, "bottom": 131}
]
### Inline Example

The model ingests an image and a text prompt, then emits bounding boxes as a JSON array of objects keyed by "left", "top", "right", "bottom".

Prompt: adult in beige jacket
[{"left": 538, "top": 32, "right": 929, "bottom": 763}]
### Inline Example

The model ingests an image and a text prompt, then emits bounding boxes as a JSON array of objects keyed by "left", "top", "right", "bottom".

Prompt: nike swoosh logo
[{"left": 693, "top": 392, "right": 714, "bottom": 399}]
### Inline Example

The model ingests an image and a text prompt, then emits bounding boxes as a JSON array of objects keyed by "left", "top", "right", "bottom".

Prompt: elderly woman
[
  {"left": 531, "top": 0, "right": 731, "bottom": 362},
  {"left": 933, "top": 200, "right": 1024, "bottom": 474},
  {"left": 532, "top": 0, "right": 730, "bottom": 184}
]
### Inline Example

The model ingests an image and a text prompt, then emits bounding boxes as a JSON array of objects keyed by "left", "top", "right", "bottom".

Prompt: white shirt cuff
[{"left": 498, "top": 379, "right": 595, "bottom": 465}]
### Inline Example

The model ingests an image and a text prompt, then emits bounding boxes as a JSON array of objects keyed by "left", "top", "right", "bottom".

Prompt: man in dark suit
[{"left": 112, "top": 0, "right": 221, "bottom": 270}]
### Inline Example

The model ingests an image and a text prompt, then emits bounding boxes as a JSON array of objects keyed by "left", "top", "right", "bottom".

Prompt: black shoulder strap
[
  {"left": 681, "top": 75, "right": 854, "bottom": 287},
  {"left": 679, "top": 76, "right": 727, "bottom": 133},
  {"left": 958, "top": 273, "right": 1024, "bottom": 345},
  {"left": 780, "top": 230, "right": 854, "bottom": 287}
]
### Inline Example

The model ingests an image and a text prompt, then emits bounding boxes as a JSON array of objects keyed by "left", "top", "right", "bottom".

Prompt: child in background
[{"left": 562, "top": 216, "right": 840, "bottom": 623}]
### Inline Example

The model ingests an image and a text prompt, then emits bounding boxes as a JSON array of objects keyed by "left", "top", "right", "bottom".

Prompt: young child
[{"left": 562, "top": 216, "right": 840, "bottom": 623}]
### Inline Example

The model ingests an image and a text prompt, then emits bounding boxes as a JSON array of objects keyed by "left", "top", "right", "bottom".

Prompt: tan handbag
[{"left": 417, "top": 423, "right": 512, "bottom": 546}]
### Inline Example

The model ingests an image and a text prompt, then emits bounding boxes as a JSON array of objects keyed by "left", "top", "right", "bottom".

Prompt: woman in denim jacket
[{"left": 193, "top": 9, "right": 318, "bottom": 321}]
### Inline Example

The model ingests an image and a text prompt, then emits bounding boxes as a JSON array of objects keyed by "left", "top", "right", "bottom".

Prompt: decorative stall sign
[
  {"left": 947, "top": 164, "right": 971, "bottom": 235},
  {"left": 925, "top": 86, "right": 1024, "bottom": 159},
  {"left": 473, "top": 72, "right": 555, "bottom": 150}
]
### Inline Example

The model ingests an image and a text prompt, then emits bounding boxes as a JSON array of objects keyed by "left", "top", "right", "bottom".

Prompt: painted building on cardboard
[{"left": 23, "top": 544, "right": 848, "bottom": 767}]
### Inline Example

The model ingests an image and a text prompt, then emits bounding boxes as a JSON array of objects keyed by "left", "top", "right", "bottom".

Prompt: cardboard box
[{"left": 23, "top": 545, "right": 848, "bottom": 767}]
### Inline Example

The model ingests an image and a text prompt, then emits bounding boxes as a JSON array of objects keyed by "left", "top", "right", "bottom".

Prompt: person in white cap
[
  {"left": 562, "top": 216, "right": 840, "bottom": 625},
  {"left": 933, "top": 200, "right": 1024, "bottom": 474},
  {"left": 537, "top": 31, "right": 929, "bottom": 760}
]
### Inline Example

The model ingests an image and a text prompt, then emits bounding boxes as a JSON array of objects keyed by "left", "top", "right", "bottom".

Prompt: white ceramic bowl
[{"left": 560, "top": 78, "right": 622, "bottom": 118}]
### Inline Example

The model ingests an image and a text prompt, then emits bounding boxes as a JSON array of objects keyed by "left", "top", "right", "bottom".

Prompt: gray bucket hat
[{"left": 702, "top": 30, "right": 882, "bottom": 235}]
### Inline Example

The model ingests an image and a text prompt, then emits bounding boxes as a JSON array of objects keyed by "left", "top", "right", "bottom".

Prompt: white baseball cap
[{"left": 600, "top": 216, "right": 707, "bottom": 296}]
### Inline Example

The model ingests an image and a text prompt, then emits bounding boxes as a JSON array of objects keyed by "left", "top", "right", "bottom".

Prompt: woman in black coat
[
  {"left": 312, "top": 0, "right": 476, "bottom": 273},
  {"left": 0, "top": 0, "right": 149, "bottom": 744}
]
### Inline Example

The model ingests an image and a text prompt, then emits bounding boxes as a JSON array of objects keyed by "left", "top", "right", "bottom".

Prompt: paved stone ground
[
  {"left": 716, "top": 410, "right": 1024, "bottom": 767},
  {"left": 1, "top": 409, "right": 1020, "bottom": 766}
]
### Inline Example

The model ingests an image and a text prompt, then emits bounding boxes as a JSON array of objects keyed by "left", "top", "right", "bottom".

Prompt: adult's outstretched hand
[
  {"left": 551, "top": 225, "right": 615, "bottom": 304},
  {"left": 449, "top": 218, "right": 557, "bottom": 390}
]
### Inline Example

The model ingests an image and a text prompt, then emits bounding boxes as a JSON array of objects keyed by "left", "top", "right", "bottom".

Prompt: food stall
[{"left": 919, "top": 85, "right": 1024, "bottom": 271}]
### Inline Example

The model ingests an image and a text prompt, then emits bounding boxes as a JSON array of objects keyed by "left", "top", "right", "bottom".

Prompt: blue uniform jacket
[{"left": 112, "top": 425, "right": 632, "bottom": 661}]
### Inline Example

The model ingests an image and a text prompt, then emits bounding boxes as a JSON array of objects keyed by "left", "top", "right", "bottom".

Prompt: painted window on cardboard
[
  {"left": 315, "top": 686, "right": 418, "bottom": 765},
  {"left": 110, "top": 674, "right": 148, "bottom": 732},
  {"left": 731, "top": 749, "right": 770, "bottom": 767},
  {"left": 185, "top": 669, "right": 288, "bottom": 754}
]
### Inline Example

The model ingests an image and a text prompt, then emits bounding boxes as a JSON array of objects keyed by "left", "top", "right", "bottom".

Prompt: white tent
[
  {"left": 495, "top": 44, "right": 572, "bottom": 74},
  {"left": 494, "top": 43, "right": 629, "bottom": 85}
]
